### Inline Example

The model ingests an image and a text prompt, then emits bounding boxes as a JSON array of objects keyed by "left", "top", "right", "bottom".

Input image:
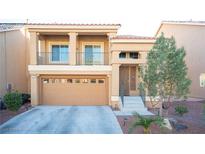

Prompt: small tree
[
  {"left": 139, "top": 61, "right": 159, "bottom": 109},
  {"left": 140, "top": 33, "right": 191, "bottom": 113}
]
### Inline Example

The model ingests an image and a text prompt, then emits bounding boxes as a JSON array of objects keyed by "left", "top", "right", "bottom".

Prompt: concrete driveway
[{"left": 0, "top": 106, "right": 122, "bottom": 134}]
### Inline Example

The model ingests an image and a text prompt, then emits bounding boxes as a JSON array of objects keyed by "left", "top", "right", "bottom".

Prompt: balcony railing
[
  {"left": 76, "top": 52, "right": 109, "bottom": 65},
  {"left": 37, "top": 52, "right": 70, "bottom": 65},
  {"left": 37, "top": 52, "right": 109, "bottom": 65}
]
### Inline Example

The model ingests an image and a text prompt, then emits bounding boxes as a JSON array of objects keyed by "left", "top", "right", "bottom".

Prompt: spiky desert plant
[{"left": 129, "top": 113, "right": 164, "bottom": 134}]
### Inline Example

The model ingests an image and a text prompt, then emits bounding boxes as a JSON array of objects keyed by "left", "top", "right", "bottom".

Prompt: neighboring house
[
  {"left": 156, "top": 21, "right": 205, "bottom": 99},
  {"left": 0, "top": 24, "right": 28, "bottom": 97},
  {"left": 0, "top": 23, "right": 155, "bottom": 108}
]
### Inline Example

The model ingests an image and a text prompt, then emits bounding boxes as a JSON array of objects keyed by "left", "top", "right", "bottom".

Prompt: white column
[
  {"left": 107, "top": 74, "right": 112, "bottom": 106},
  {"left": 107, "top": 33, "right": 117, "bottom": 65},
  {"left": 68, "top": 32, "right": 78, "bottom": 65},
  {"left": 29, "top": 32, "right": 38, "bottom": 65},
  {"left": 111, "top": 64, "right": 120, "bottom": 108}
]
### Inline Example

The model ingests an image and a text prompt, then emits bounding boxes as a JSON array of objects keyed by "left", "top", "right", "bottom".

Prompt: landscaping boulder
[
  {"left": 169, "top": 118, "right": 188, "bottom": 132},
  {"left": 175, "top": 124, "right": 188, "bottom": 132}
]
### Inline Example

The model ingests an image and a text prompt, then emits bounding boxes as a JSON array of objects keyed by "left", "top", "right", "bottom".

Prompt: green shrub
[
  {"left": 129, "top": 113, "right": 165, "bottom": 134},
  {"left": 21, "top": 93, "right": 31, "bottom": 104},
  {"left": 3, "top": 91, "right": 22, "bottom": 111},
  {"left": 175, "top": 105, "right": 188, "bottom": 116}
]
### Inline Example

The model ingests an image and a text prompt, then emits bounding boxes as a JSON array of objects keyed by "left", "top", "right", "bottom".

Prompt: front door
[
  {"left": 119, "top": 65, "right": 138, "bottom": 96},
  {"left": 130, "top": 66, "right": 136, "bottom": 91},
  {"left": 119, "top": 66, "right": 130, "bottom": 95}
]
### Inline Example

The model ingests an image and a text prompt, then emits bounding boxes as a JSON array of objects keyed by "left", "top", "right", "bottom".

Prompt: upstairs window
[
  {"left": 84, "top": 43, "right": 104, "bottom": 65},
  {"left": 51, "top": 45, "right": 69, "bottom": 63},
  {"left": 129, "top": 52, "right": 139, "bottom": 59}
]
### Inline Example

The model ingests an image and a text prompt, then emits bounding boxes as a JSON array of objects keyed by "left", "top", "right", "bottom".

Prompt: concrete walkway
[
  {"left": 114, "top": 96, "right": 154, "bottom": 116},
  {"left": 0, "top": 106, "right": 122, "bottom": 134}
]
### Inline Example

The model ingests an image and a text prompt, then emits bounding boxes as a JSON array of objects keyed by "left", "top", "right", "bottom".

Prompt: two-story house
[{"left": 0, "top": 23, "right": 155, "bottom": 109}]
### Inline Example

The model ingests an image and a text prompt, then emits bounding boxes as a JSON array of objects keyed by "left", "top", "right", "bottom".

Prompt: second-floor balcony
[
  {"left": 76, "top": 52, "right": 109, "bottom": 65},
  {"left": 37, "top": 52, "right": 109, "bottom": 65},
  {"left": 37, "top": 52, "right": 69, "bottom": 65}
]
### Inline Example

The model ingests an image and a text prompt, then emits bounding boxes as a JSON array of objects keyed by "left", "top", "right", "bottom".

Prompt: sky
[{"left": 0, "top": 0, "right": 205, "bottom": 36}]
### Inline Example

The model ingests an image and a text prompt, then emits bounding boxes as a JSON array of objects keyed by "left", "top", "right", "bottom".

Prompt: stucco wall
[
  {"left": 157, "top": 24, "right": 205, "bottom": 98},
  {"left": 41, "top": 35, "right": 109, "bottom": 64},
  {"left": 0, "top": 32, "right": 6, "bottom": 97},
  {"left": 111, "top": 43, "right": 153, "bottom": 51},
  {"left": 42, "top": 35, "right": 108, "bottom": 53},
  {"left": 0, "top": 29, "right": 28, "bottom": 97},
  {"left": 44, "top": 35, "right": 69, "bottom": 52},
  {"left": 111, "top": 42, "right": 154, "bottom": 65}
]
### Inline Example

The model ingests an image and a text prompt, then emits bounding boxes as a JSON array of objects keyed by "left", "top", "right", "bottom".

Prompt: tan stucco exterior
[
  {"left": 110, "top": 40, "right": 155, "bottom": 105},
  {"left": 0, "top": 23, "right": 154, "bottom": 108},
  {"left": 0, "top": 29, "right": 28, "bottom": 97},
  {"left": 157, "top": 23, "right": 205, "bottom": 98},
  {"left": 1, "top": 22, "right": 204, "bottom": 109}
]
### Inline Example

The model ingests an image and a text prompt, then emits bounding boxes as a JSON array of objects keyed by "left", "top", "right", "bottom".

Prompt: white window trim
[
  {"left": 200, "top": 73, "right": 205, "bottom": 88},
  {"left": 49, "top": 42, "right": 69, "bottom": 64},
  {"left": 81, "top": 42, "right": 104, "bottom": 65}
]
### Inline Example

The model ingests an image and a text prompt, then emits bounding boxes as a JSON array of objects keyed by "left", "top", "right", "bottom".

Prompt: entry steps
[{"left": 114, "top": 96, "right": 154, "bottom": 116}]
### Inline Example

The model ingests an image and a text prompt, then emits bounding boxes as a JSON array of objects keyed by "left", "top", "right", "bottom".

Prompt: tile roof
[
  {"left": 162, "top": 20, "right": 205, "bottom": 25},
  {"left": 26, "top": 23, "right": 121, "bottom": 26},
  {"left": 0, "top": 23, "right": 24, "bottom": 32},
  {"left": 0, "top": 22, "right": 121, "bottom": 31},
  {"left": 155, "top": 20, "right": 205, "bottom": 36},
  {"left": 112, "top": 35, "right": 155, "bottom": 40}
]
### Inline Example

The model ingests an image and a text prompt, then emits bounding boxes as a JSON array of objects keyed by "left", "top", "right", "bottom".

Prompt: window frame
[
  {"left": 82, "top": 42, "right": 104, "bottom": 65},
  {"left": 119, "top": 52, "right": 126, "bottom": 59},
  {"left": 200, "top": 73, "right": 205, "bottom": 88},
  {"left": 98, "top": 79, "right": 105, "bottom": 84},
  {"left": 129, "top": 52, "right": 139, "bottom": 59},
  {"left": 49, "top": 42, "right": 69, "bottom": 64}
]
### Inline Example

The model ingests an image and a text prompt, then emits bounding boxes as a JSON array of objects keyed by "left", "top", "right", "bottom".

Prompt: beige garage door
[{"left": 41, "top": 76, "right": 108, "bottom": 105}]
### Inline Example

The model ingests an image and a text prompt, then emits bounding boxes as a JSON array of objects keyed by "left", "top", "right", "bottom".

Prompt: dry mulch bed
[
  {"left": 117, "top": 100, "right": 205, "bottom": 134},
  {"left": 0, "top": 103, "right": 32, "bottom": 125}
]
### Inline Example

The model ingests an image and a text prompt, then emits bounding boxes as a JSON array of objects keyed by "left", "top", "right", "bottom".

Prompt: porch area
[
  {"left": 33, "top": 34, "right": 111, "bottom": 66},
  {"left": 114, "top": 96, "right": 153, "bottom": 116}
]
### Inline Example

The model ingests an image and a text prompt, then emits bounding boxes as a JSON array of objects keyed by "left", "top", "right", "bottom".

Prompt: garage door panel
[{"left": 41, "top": 77, "right": 108, "bottom": 105}]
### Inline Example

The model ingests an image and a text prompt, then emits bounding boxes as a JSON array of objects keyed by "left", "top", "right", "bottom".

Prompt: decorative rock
[
  {"left": 163, "top": 118, "right": 173, "bottom": 130},
  {"left": 169, "top": 117, "right": 177, "bottom": 125},
  {"left": 175, "top": 124, "right": 188, "bottom": 132}
]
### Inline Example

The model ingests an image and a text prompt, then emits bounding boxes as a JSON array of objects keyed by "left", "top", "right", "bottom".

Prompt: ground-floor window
[
  {"left": 200, "top": 73, "right": 205, "bottom": 87},
  {"left": 129, "top": 52, "right": 139, "bottom": 59},
  {"left": 119, "top": 52, "right": 126, "bottom": 58}
]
